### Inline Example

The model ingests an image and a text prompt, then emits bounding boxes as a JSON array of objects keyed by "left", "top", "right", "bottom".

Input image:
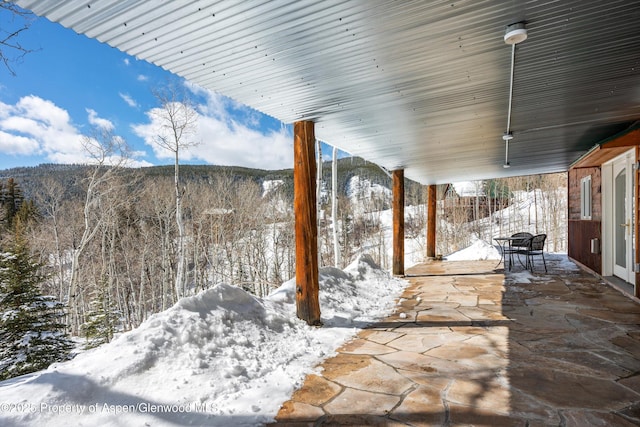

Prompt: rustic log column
[
  {"left": 293, "top": 121, "right": 322, "bottom": 325},
  {"left": 392, "top": 169, "right": 405, "bottom": 276},
  {"left": 427, "top": 184, "right": 437, "bottom": 259}
]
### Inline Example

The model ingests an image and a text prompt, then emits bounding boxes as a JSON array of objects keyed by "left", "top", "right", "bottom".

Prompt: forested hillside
[{"left": 0, "top": 157, "right": 425, "bottom": 206}]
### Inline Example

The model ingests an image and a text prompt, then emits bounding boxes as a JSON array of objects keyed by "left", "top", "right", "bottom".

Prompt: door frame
[{"left": 602, "top": 148, "right": 636, "bottom": 285}]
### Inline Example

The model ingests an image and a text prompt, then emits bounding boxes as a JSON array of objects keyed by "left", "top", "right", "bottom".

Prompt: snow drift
[
  {"left": 445, "top": 239, "right": 501, "bottom": 261},
  {"left": 0, "top": 255, "right": 406, "bottom": 427}
]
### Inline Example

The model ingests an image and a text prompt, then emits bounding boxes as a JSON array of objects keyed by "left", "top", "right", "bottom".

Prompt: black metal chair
[
  {"left": 526, "top": 234, "right": 547, "bottom": 272},
  {"left": 503, "top": 232, "right": 533, "bottom": 270}
]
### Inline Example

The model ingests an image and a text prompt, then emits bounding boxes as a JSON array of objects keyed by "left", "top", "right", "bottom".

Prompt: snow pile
[
  {"left": 0, "top": 255, "right": 406, "bottom": 427},
  {"left": 507, "top": 270, "right": 535, "bottom": 284},
  {"left": 552, "top": 253, "right": 580, "bottom": 272},
  {"left": 445, "top": 239, "right": 500, "bottom": 261}
]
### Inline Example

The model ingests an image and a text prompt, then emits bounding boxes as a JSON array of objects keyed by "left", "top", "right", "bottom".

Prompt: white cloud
[
  {"left": 137, "top": 74, "right": 148, "bottom": 82},
  {"left": 128, "top": 150, "right": 154, "bottom": 168},
  {"left": 195, "top": 115, "right": 292, "bottom": 168},
  {"left": 15, "top": 96, "right": 75, "bottom": 132},
  {"left": 0, "top": 130, "right": 40, "bottom": 154},
  {"left": 119, "top": 93, "right": 138, "bottom": 108},
  {"left": 0, "top": 96, "right": 84, "bottom": 160},
  {"left": 1, "top": 91, "right": 293, "bottom": 170},
  {"left": 123, "top": 58, "right": 130, "bottom": 66},
  {"left": 86, "top": 108, "right": 114, "bottom": 131},
  {"left": 0, "top": 95, "right": 138, "bottom": 166},
  {"left": 187, "top": 82, "right": 245, "bottom": 120},
  {"left": 132, "top": 89, "right": 293, "bottom": 170},
  {"left": 127, "top": 159, "right": 155, "bottom": 168}
]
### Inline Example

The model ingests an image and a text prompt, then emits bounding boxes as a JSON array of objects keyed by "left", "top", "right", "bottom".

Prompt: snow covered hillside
[
  {"left": 452, "top": 186, "right": 568, "bottom": 254},
  {"left": 346, "top": 175, "right": 391, "bottom": 206},
  {"left": 0, "top": 255, "right": 406, "bottom": 427}
]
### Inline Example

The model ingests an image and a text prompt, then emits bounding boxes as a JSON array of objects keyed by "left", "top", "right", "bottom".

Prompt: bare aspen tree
[
  {"left": 67, "top": 129, "right": 129, "bottom": 334},
  {"left": 97, "top": 177, "right": 140, "bottom": 331},
  {"left": 185, "top": 181, "right": 216, "bottom": 293},
  {"left": 270, "top": 190, "right": 295, "bottom": 286},
  {"left": 144, "top": 178, "right": 177, "bottom": 310},
  {"left": 548, "top": 173, "right": 568, "bottom": 251},
  {"left": 151, "top": 85, "right": 198, "bottom": 300},
  {"left": 34, "top": 179, "right": 67, "bottom": 301},
  {"left": 316, "top": 140, "right": 323, "bottom": 266},
  {"left": 331, "top": 146, "right": 340, "bottom": 268},
  {"left": 337, "top": 194, "right": 354, "bottom": 263},
  {"left": 212, "top": 173, "right": 240, "bottom": 285}
]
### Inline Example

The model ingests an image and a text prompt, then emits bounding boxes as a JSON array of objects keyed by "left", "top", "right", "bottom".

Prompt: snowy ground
[
  {"left": 444, "top": 239, "right": 500, "bottom": 261},
  {"left": 0, "top": 255, "right": 406, "bottom": 427},
  {"left": 0, "top": 242, "right": 578, "bottom": 427},
  {"left": 0, "top": 173, "right": 572, "bottom": 426}
]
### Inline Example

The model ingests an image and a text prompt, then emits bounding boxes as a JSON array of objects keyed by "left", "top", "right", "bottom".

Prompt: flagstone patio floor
[{"left": 272, "top": 257, "right": 640, "bottom": 426}]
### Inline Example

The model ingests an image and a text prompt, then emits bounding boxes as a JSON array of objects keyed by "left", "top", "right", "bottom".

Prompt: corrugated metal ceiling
[{"left": 15, "top": 0, "right": 640, "bottom": 184}]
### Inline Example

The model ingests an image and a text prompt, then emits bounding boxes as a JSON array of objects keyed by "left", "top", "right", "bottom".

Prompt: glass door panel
[{"left": 615, "top": 168, "right": 627, "bottom": 269}]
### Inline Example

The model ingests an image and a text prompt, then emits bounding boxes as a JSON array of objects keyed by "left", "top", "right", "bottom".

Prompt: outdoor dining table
[{"left": 494, "top": 236, "right": 528, "bottom": 270}]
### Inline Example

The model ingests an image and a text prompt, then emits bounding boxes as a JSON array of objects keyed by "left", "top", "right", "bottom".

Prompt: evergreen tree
[
  {"left": 80, "top": 283, "right": 121, "bottom": 349},
  {"left": 0, "top": 178, "right": 25, "bottom": 231},
  {"left": 13, "top": 199, "right": 40, "bottom": 227},
  {"left": 484, "top": 179, "right": 511, "bottom": 200},
  {"left": 0, "top": 232, "right": 73, "bottom": 380}
]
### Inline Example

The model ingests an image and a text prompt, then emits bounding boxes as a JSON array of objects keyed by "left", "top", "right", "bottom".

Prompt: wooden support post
[
  {"left": 427, "top": 184, "right": 437, "bottom": 259},
  {"left": 293, "top": 121, "right": 322, "bottom": 325},
  {"left": 393, "top": 169, "right": 405, "bottom": 276}
]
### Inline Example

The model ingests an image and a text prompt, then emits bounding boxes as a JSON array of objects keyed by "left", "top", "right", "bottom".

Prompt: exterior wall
[
  {"left": 568, "top": 220, "right": 602, "bottom": 273},
  {"left": 568, "top": 167, "right": 601, "bottom": 221},
  {"left": 568, "top": 167, "right": 602, "bottom": 273}
]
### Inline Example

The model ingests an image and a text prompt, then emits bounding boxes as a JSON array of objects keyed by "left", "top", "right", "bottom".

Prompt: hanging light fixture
[
  {"left": 504, "top": 22, "right": 528, "bottom": 45},
  {"left": 502, "top": 22, "right": 527, "bottom": 168},
  {"left": 503, "top": 132, "right": 513, "bottom": 168}
]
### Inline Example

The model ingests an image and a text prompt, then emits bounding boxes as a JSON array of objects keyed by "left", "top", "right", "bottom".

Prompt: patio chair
[
  {"left": 526, "top": 234, "right": 547, "bottom": 272},
  {"left": 503, "top": 232, "right": 533, "bottom": 270}
]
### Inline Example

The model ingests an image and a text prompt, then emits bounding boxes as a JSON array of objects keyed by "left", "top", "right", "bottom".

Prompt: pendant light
[{"left": 503, "top": 22, "right": 527, "bottom": 168}]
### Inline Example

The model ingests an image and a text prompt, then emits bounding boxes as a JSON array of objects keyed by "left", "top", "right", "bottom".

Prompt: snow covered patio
[{"left": 273, "top": 257, "right": 640, "bottom": 426}]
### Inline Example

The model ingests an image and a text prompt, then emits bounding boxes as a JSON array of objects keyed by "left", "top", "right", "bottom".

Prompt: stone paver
[{"left": 272, "top": 258, "right": 640, "bottom": 426}]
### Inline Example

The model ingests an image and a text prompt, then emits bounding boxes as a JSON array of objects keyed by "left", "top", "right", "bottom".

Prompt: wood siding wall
[
  {"left": 568, "top": 219, "right": 602, "bottom": 274},
  {"left": 568, "top": 167, "right": 602, "bottom": 272}
]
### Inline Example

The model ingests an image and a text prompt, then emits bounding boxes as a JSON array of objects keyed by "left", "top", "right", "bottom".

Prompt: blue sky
[{"left": 0, "top": 8, "right": 343, "bottom": 170}]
